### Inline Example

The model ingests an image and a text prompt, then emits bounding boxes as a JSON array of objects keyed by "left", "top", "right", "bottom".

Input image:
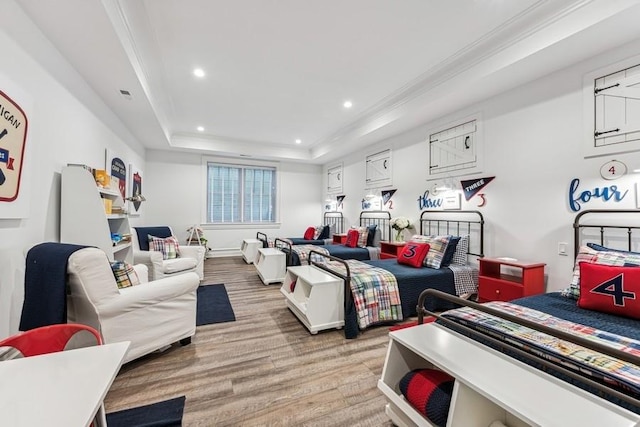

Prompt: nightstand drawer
[{"left": 479, "top": 277, "right": 523, "bottom": 302}]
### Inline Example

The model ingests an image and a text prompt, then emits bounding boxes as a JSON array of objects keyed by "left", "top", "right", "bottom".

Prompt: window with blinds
[{"left": 206, "top": 163, "right": 277, "bottom": 223}]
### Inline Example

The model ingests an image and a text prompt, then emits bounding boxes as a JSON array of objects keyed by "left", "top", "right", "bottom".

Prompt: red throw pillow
[
  {"left": 345, "top": 229, "right": 359, "bottom": 248},
  {"left": 578, "top": 262, "right": 640, "bottom": 319},
  {"left": 303, "top": 226, "right": 315, "bottom": 240},
  {"left": 398, "top": 243, "right": 431, "bottom": 268}
]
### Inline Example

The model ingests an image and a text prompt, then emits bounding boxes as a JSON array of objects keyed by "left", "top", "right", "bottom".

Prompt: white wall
[
  {"left": 0, "top": 2, "right": 146, "bottom": 338},
  {"left": 145, "top": 150, "right": 323, "bottom": 256},
  {"left": 325, "top": 38, "right": 640, "bottom": 292}
]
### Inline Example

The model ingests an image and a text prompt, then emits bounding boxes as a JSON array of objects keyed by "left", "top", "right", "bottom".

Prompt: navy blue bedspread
[
  {"left": 366, "top": 259, "right": 457, "bottom": 317},
  {"left": 288, "top": 237, "right": 326, "bottom": 246},
  {"left": 513, "top": 292, "right": 640, "bottom": 341},
  {"left": 326, "top": 245, "right": 370, "bottom": 261}
]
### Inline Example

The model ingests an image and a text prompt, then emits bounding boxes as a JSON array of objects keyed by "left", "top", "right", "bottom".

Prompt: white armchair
[
  {"left": 66, "top": 247, "right": 199, "bottom": 363},
  {"left": 131, "top": 226, "right": 205, "bottom": 281}
]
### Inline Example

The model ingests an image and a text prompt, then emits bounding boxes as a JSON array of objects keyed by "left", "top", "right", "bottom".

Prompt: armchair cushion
[
  {"left": 148, "top": 235, "right": 180, "bottom": 260},
  {"left": 110, "top": 261, "right": 141, "bottom": 289}
]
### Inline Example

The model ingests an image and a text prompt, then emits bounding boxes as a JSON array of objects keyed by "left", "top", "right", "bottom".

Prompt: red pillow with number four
[
  {"left": 578, "top": 262, "right": 640, "bottom": 319},
  {"left": 397, "top": 243, "right": 431, "bottom": 268}
]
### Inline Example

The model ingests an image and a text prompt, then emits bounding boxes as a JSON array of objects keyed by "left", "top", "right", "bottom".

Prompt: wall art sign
[
  {"left": 417, "top": 190, "right": 443, "bottom": 210},
  {"left": 0, "top": 89, "right": 28, "bottom": 202},
  {"left": 568, "top": 178, "right": 628, "bottom": 212},
  {"left": 106, "top": 149, "right": 126, "bottom": 200},
  {"left": 128, "top": 163, "right": 143, "bottom": 215},
  {"left": 600, "top": 160, "right": 626, "bottom": 180}
]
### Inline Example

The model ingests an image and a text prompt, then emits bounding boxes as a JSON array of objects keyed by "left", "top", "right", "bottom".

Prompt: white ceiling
[{"left": 14, "top": 0, "right": 640, "bottom": 163}]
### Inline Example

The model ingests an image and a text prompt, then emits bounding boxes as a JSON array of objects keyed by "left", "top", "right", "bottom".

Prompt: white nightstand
[
  {"left": 241, "top": 238, "right": 262, "bottom": 264},
  {"left": 255, "top": 247, "right": 286, "bottom": 285}
]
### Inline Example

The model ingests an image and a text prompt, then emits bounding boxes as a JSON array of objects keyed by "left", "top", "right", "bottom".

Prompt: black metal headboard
[
  {"left": 323, "top": 211, "right": 344, "bottom": 234},
  {"left": 359, "top": 210, "right": 391, "bottom": 242},
  {"left": 419, "top": 210, "right": 484, "bottom": 258},
  {"left": 573, "top": 209, "right": 640, "bottom": 258}
]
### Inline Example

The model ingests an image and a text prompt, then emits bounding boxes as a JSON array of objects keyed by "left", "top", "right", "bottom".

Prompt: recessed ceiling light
[
  {"left": 193, "top": 68, "right": 205, "bottom": 78},
  {"left": 343, "top": 100, "right": 353, "bottom": 108},
  {"left": 295, "top": 139, "right": 302, "bottom": 144},
  {"left": 197, "top": 126, "right": 204, "bottom": 132}
]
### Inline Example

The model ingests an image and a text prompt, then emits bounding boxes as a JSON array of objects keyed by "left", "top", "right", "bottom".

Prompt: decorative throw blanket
[
  {"left": 20, "top": 242, "right": 87, "bottom": 331},
  {"left": 447, "top": 264, "right": 478, "bottom": 296},
  {"left": 290, "top": 244, "right": 329, "bottom": 264},
  {"left": 442, "top": 302, "right": 640, "bottom": 394},
  {"left": 327, "top": 259, "right": 402, "bottom": 328}
]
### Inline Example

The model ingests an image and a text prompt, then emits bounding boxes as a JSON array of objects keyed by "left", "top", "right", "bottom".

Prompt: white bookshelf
[
  {"left": 378, "top": 323, "right": 640, "bottom": 427},
  {"left": 60, "top": 166, "right": 132, "bottom": 263},
  {"left": 279, "top": 265, "right": 344, "bottom": 334}
]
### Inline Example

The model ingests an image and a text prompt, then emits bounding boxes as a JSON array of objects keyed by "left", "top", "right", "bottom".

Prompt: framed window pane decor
[{"left": 206, "top": 162, "right": 277, "bottom": 224}]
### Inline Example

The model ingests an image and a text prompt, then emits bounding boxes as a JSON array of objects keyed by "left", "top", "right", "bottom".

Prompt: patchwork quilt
[
  {"left": 327, "top": 259, "right": 403, "bottom": 328},
  {"left": 442, "top": 302, "right": 640, "bottom": 395}
]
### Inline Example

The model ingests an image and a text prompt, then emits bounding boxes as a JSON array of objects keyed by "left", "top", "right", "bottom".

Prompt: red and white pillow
[
  {"left": 561, "top": 245, "right": 627, "bottom": 299},
  {"left": 349, "top": 226, "right": 369, "bottom": 248},
  {"left": 578, "top": 262, "right": 640, "bottom": 319}
]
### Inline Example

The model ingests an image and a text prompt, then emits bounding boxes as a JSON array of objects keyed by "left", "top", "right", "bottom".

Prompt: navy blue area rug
[
  {"left": 196, "top": 284, "right": 236, "bottom": 326},
  {"left": 106, "top": 396, "right": 185, "bottom": 427}
]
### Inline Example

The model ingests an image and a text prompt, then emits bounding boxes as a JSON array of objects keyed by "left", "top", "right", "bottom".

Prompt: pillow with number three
[
  {"left": 397, "top": 243, "right": 431, "bottom": 268},
  {"left": 578, "top": 262, "right": 640, "bottom": 319}
]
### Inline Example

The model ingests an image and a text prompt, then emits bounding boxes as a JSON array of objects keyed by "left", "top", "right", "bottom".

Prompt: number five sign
[{"left": 600, "top": 160, "right": 627, "bottom": 180}]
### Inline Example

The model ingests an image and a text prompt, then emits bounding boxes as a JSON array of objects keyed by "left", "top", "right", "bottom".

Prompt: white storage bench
[
  {"left": 280, "top": 265, "right": 344, "bottom": 334},
  {"left": 378, "top": 323, "right": 640, "bottom": 427},
  {"left": 255, "top": 247, "right": 286, "bottom": 285},
  {"left": 241, "top": 238, "right": 262, "bottom": 264}
]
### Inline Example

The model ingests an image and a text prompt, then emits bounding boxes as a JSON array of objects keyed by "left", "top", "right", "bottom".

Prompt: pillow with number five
[
  {"left": 578, "top": 262, "right": 640, "bottom": 320},
  {"left": 397, "top": 242, "right": 431, "bottom": 268}
]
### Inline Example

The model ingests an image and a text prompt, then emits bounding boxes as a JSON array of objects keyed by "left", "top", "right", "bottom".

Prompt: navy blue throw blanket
[
  {"left": 19, "top": 242, "right": 87, "bottom": 331},
  {"left": 134, "top": 226, "right": 172, "bottom": 251}
]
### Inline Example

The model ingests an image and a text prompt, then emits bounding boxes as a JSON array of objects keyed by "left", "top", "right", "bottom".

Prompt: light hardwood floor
[{"left": 104, "top": 256, "right": 395, "bottom": 426}]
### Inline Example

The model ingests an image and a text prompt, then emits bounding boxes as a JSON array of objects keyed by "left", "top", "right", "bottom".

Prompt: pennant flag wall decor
[
  {"left": 336, "top": 195, "right": 345, "bottom": 209},
  {"left": 460, "top": 176, "right": 495, "bottom": 201},
  {"left": 381, "top": 189, "right": 397, "bottom": 206}
]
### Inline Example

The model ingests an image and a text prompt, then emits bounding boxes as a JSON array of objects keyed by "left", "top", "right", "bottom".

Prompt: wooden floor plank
[{"left": 104, "top": 256, "right": 395, "bottom": 426}]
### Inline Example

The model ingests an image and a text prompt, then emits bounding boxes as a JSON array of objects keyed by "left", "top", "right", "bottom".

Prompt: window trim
[{"left": 201, "top": 156, "right": 280, "bottom": 227}]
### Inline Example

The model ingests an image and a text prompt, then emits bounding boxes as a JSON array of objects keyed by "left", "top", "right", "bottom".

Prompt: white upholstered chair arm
[
  {"left": 96, "top": 272, "right": 199, "bottom": 317},
  {"left": 133, "top": 250, "right": 164, "bottom": 278},
  {"left": 179, "top": 245, "right": 205, "bottom": 280}
]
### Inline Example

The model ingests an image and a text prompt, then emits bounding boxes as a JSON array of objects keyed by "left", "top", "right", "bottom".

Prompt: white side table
[
  {"left": 255, "top": 247, "right": 286, "bottom": 285},
  {"left": 241, "top": 238, "right": 262, "bottom": 264}
]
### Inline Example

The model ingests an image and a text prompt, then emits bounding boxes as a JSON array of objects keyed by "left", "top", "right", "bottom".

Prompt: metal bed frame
[
  {"left": 414, "top": 209, "right": 640, "bottom": 410},
  {"left": 254, "top": 211, "right": 344, "bottom": 248},
  {"left": 307, "top": 209, "right": 486, "bottom": 338},
  {"left": 276, "top": 210, "right": 392, "bottom": 266}
]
